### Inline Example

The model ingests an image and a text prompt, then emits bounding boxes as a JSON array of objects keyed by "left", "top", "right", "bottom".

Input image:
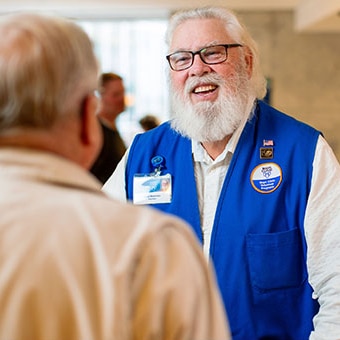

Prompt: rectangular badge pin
[{"left": 260, "top": 147, "right": 274, "bottom": 159}]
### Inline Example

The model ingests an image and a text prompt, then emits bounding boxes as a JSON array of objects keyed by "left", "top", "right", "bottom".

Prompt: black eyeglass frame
[{"left": 166, "top": 43, "right": 243, "bottom": 71}]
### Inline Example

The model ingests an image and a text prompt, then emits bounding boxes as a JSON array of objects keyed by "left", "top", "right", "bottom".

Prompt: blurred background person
[
  {"left": 139, "top": 114, "right": 160, "bottom": 131},
  {"left": 90, "top": 72, "right": 127, "bottom": 184}
]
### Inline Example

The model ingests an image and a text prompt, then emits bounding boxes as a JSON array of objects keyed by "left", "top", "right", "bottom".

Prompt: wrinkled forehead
[{"left": 169, "top": 18, "right": 232, "bottom": 52}]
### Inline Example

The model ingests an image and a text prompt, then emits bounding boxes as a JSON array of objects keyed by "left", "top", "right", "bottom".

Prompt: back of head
[
  {"left": 165, "top": 6, "right": 267, "bottom": 99},
  {"left": 0, "top": 13, "right": 99, "bottom": 133},
  {"left": 139, "top": 114, "right": 160, "bottom": 131}
]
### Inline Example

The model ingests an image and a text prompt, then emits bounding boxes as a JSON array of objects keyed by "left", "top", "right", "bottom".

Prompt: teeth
[{"left": 193, "top": 85, "right": 217, "bottom": 93}]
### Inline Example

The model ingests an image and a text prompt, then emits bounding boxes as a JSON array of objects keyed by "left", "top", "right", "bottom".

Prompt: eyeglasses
[{"left": 166, "top": 44, "right": 242, "bottom": 71}]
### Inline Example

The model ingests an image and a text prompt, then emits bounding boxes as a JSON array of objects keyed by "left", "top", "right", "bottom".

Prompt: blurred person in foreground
[
  {"left": 90, "top": 72, "right": 127, "bottom": 184},
  {"left": 0, "top": 12, "right": 230, "bottom": 340},
  {"left": 103, "top": 6, "right": 340, "bottom": 339}
]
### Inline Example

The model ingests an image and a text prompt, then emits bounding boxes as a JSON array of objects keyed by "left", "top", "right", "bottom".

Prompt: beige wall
[{"left": 238, "top": 10, "right": 340, "bottom": 159}]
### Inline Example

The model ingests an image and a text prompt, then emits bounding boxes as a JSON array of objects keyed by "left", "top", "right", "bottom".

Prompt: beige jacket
[{"left": 0, "top": 147, "right": 230, "bottom": 340}]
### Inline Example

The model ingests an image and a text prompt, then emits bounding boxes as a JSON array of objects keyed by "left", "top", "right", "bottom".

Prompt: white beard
[{"left": 170, "top": 71, "right": 253, "bottom": 142}]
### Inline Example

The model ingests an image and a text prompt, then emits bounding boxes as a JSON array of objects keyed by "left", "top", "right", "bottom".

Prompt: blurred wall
[{"left": 238, "top": 10, "right": 340, "bottom": 159}]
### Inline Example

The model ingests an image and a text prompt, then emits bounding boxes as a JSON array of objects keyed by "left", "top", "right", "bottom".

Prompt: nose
[{"left": 188, "top": 54, "right": 212, "bottom": 77}]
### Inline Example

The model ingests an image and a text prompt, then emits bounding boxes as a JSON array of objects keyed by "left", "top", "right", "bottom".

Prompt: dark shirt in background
[{"left": 90, "top": 120, "right": 126, "bottom": 184}]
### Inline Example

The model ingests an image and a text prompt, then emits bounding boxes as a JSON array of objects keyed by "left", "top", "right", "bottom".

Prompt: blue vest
[{"left": 126, "top": 101, "right": 320, "bottom": 339}]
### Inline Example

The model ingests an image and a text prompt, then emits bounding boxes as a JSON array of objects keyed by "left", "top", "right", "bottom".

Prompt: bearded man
[{"left": 103, "top": 6, "right": 340, "bottom": 340}]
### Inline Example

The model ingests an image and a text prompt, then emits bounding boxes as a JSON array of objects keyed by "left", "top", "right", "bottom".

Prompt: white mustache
[{"left": 184, "top": 73, "right": 225, "bottom": 93}]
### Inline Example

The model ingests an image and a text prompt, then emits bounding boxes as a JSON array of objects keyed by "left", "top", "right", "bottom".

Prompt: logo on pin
[
  {"left": 151, "top": 155, "right": 164, "bottom": 168},
  {"left": 151, "top": 155, "right": 165, "bottom": 175},
  {"left": 250, "top": 162, "right": 282, "bottom": 194},
  {"left": 260, "top": 147, "right": 273, "bottom": 159}
]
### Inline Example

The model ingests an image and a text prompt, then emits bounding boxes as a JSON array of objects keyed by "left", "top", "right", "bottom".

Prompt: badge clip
[{"left": 151, "top": 155, "right": 165, "bottom": 176}]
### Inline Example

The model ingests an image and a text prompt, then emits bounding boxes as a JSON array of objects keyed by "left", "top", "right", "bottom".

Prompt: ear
[
  {"left": 80, "top": 94, "right": 100, "bottom": 145},
  {"left": 79, "top": 94, "right": 103, "bottom": 168},
  {"left": 244, "top": 46, "right": 254, "bottom": 79}
]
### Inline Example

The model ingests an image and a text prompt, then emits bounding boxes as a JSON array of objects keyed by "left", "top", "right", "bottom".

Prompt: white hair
[
  {"left": 166, "top": 6, "right": 267, "bottom": 99},
  {"left": 0, "top": 13, "right": 99, "bottom": 132}
]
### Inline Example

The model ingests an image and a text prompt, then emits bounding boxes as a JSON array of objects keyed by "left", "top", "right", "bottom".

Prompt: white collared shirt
[{"left": 191, "top": 110, "right": 248, "bottom": 258}]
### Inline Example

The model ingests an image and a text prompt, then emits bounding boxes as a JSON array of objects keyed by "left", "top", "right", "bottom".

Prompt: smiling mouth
[{"left": 193, "top": 84, "right": 218, "bottom": 94}]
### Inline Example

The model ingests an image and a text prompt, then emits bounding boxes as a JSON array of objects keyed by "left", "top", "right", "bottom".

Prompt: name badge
[{"left": 133, "top": 173, "right": 172, "bottom": 205}]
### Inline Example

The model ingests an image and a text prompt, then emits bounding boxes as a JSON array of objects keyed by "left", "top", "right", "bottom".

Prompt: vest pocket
[{"left": 246, "top": 228, "right": 307, "bottom": 291}]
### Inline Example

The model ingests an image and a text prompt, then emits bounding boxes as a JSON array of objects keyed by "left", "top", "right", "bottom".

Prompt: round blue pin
[
  {"left": 151, "top": 155, "right": 165, "bottom": 175},
  {"left": 151, "top": 155, "right": 164, "bottom": 168}
]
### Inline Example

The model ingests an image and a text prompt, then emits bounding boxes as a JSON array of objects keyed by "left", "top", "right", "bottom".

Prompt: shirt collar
[{"left": 0, "top": 147, "right": 103, "bottom": 194}]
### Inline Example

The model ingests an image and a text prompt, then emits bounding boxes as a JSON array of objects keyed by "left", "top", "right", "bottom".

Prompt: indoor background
[{"left": 1, "top": 0, "right": 339, "bottom": 158}]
